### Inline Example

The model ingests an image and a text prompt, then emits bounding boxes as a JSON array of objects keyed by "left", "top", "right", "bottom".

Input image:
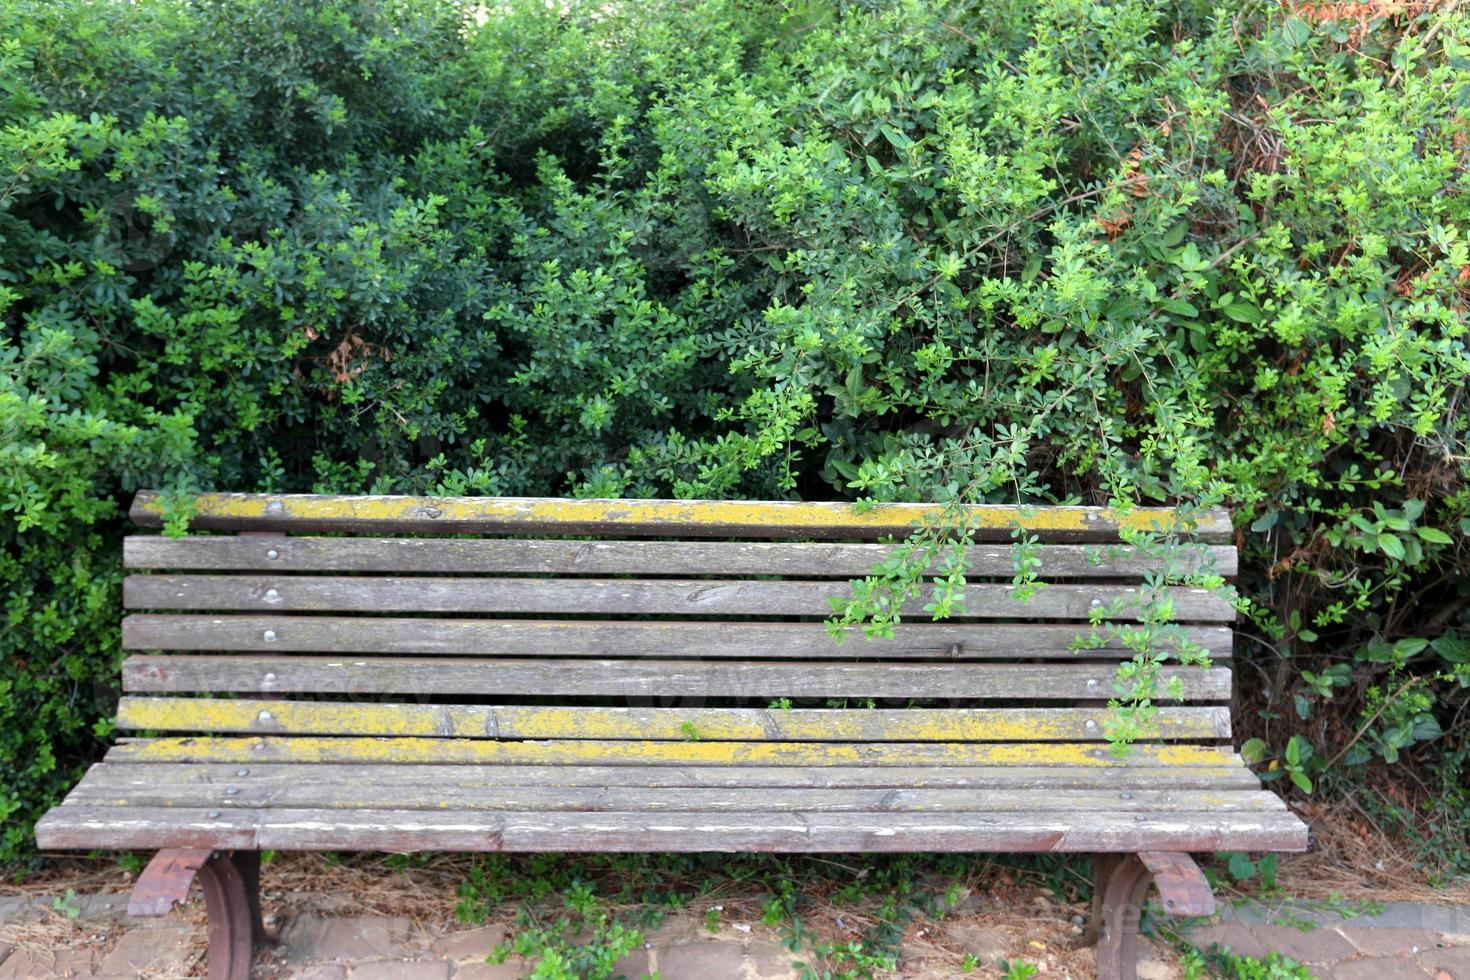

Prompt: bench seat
[
  {"left": 35, "top": 493, "right": 1308, "bottom": 980},
  {"left": 43, "top": 748, "right": 1301, "bottom": 853}
]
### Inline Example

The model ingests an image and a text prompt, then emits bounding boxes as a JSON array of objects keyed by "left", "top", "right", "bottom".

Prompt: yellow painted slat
[
  {"left": 106, "top": 736, "right": 1240, "bottom": 768},
  {"left": 130, "top": 492, "right": 1230, "bottom": 541},
  {"left": 116, "top": 698, "right": 1229, "bottom": 742}
]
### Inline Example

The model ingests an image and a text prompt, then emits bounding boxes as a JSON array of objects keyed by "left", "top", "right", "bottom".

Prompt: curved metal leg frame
[
  {"left": 1096, "top": 852, "right": 1215, "bottom": 980},
  {"left": 129, "top": 850, "right": 263, "bottom": 980},
  {"left": 1096, "top": 854, "right": 1154, "bottom": 980}
]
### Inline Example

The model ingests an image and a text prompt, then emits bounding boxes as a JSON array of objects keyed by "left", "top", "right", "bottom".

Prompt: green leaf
[
  {"left": 1222, "top": 302, "right": 1261, "bottom": 324},
  {"left": 879, "top": 125, "right": 912, "bottom": 150},
  {"left": 1240, "top": 737, "right": 1268, "bottom": 763},
  {"left": 1225, "top": 851, "right": 1257, "bottom": 881},
  {"left": 1377, "top": 534, "right": 1405, "bottom": 561},
  {"left": 1416, "top": 527, "right": 1452, "bottom": 544}
]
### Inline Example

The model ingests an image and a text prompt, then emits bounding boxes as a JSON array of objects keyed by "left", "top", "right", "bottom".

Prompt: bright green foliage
[
  {"left": 2, "top": 0, "right": 1468, "bottom": 868},
  {"left": 488, "top": 881, "right": 646, "bottom": 980}
]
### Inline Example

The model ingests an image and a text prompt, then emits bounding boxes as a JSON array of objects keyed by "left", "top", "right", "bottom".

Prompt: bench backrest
[{"left": 118, "top": 493, "right": 1238, "bottom": 767}]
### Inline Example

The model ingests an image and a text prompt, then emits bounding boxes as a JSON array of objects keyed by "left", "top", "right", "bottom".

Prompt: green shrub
[{"left": 2, "top": 0, "right": 1467, "bottom": 867}]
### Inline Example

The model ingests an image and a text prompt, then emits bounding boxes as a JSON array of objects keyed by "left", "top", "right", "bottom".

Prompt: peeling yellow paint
[
  {"left": 110, "top": 735, "right": 1236, "bottom": 767},
  {"left": 133, "top": 492, "right": 1228, "bottom": 539},
  {"left": 117, "top": 699, "right": 1226, "bottom": 742}
]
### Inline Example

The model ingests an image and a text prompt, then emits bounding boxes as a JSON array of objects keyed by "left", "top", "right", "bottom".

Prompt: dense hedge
[{"left": 3, "top": 0, "right": 1467, "bottom": 867}]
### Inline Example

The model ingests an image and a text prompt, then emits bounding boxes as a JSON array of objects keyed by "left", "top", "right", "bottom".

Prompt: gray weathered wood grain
[
  {"left": 67, "top": 761, "right": 1268, "bottom": 790},
  {"left": 120, "top": 655, "right": 1233, "bottom": 700},
  {"left": 121, "top": 615, "right": 1233, "bottom": 659},
  {"left": 101, "top": 735, "right": 1240, "bottom": 767},
  {"left": 35, "top": 805, "right": 1310, "bottom": 853},
  {"left": 123, "top": 575, "right": 1237, "bottom": 621},
  {"left": 63, "top": 769, "right": 1285, "bottom": 813},
  {"left": 124, "top": 536, "right": 1238, "bottom": 578}
]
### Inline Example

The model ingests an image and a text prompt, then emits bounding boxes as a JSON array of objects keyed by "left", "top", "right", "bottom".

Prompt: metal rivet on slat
[
  {"left": 1086, "top": 679, "right": 1100, "bottom": 691},
  {"left": 1086, "top": 512, "right": 1099, "bottom": 522},
  {"left": 1089, "top": 598, "right": 1103, "bottom": 609},
  {"left": 258, "top": 710, "right": 273, "bottom": 723},
  {"left": 252, "top": 741, "right": 266, "bottom": 751},
  {"left": 208, "top": 811, "right": 221, "bottom": 818},
  {"left": 226, "top": 787, "right": 240, "bottom": 795},
  {"left": 266, "top": 501, "right": 284, "bottom": 514},
  {"left": 1120, "top": 792, "right": 1133, "bottom": 800},
  {"left": 236, "top": 769, "right": 249, "bottom": 777},
  {"left": 264, "top": 673, "right": 276, "bottom": 684},
  {"left": 265, "top": 588, "right": 279, "bottom": 601},
  {"left": 266, "top": 549, "right": 279, "bottom": 560},
  {"left": 263, "top": 630, "right": 277, "bottom": 642},
  {"left": 1085, "top": 720, "right": 1097, "bottom": 730}
]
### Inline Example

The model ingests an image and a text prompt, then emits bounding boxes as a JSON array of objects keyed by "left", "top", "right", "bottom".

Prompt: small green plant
[
  {"left": 1202, "top": 949, "right": 1313, "bottom": 979},
  {"left": 490, "top": 881, "right": 648, "bottom": 980},
  {"left": 999, "top": 959, "right": 1040, "bottom": 980},
  {"left": 51, "top": 888, "right": 82, "bottom": 920},
  {"left": 1216, "top": 851, "right": 1280, "bottom": 892},
  {"left": 704, "top": 905, "right": 721, "bottom": 933},
  {"left": 679, "top": 721, "right": 702, "bottom": 742},
  {"left": 1243, "top": 735, "right": 1317, "bottom": 795}
]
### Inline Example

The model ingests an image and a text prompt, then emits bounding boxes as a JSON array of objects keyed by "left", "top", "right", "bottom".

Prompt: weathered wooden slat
[
  {"left": 120, "top": 616, "right": 1233, "bottom": 659},
  {"left": 34, "top": 805, "right": 1311, "bottom": 853},
  {"left": 121, "top": 656, "right": 1233, "bottom": 701},
  {"left": 103, "top": 736, "right": 1240, "bottom": 768},
  {"left": 116, "top": 698, "right": 1230, "bottom": 742},
  {"left": 124, "top": 536, "right": 1239, "bottom": 578},
  {"left": 64, "top": 768, "right": 1284, "bottom": 813},
  {"left": 64, "top": 761, "right": 1269, "bottom": 791},
  {"left": 123, "top": 575, "right": 1236, "bottom": 621},
  {"left": 130, "top": 492, "right": 1233, "bottom": 543}
]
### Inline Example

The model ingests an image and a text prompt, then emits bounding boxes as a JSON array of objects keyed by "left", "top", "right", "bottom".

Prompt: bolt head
[
  {"left": 1086, "top": 678, "right": 1100, "bottom": 690},
  {"left": 263, "top": 630, "right": 277, "bottom": 642},
  {"left": 263, "top": 672, "right": 276, "bottom": 683},
  {"left": 208, "top": 811, "right": 221, "bottom": 819},
  {"left": 236, "top": 769, "right": 249, "bottom": 777},
  {"left": 258, "top": 710, "right": 274, "bottom": 722},
  {"left": 266, "top": 549, "right": 279, "bottom": 560},
  {"left": 226, "top": 786, "right": 240, "bottom": 795},
  {"left": 1089, "top": 598, "right": 1103, "bottom": 608},
  {"left": 265, "top": 588, "right": 279, "bottom": 601}
]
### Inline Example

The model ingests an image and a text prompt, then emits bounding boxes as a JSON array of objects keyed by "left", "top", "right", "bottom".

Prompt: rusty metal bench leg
[
  {"left": 1095, "top": 852, "right": 1215, "bottom": 980},
  {"left": 129, "top": 849, "right": 264, "bottom": 980}
]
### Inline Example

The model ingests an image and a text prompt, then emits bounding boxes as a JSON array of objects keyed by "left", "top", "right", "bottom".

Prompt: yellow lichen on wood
[
  {"left": 109, "top": 735, "right": 1238, "bottom": 767},
  {"left": 116, "top": 699, "right": 1227, "bottom": 742},
  {"left": 131, "top": 491, "right": 1226, "bottom": 538}
]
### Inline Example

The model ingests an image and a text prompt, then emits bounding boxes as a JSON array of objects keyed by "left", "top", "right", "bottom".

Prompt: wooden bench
[{"left": 37, "top": 492, "right": 1307, "bottom": 979}]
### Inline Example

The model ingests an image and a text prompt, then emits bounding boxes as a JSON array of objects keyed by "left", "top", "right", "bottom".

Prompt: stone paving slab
[
  {"left": 1218, "top": 900, "right": 1470, "bottom": 935},
  {"left": 2, "top": 892, "right": 1469, "bottom": 978}
]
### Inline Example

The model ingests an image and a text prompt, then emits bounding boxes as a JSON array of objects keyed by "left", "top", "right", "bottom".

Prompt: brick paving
[{"left": 0, "top": 894, "right": 1466, "bottom": 978}]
